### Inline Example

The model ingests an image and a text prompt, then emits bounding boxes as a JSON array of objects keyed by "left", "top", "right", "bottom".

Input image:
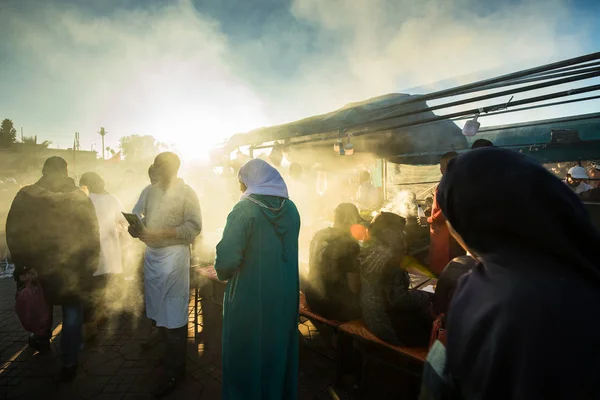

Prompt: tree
[
  {"left": 18, "top": 135, "right": 52, "bottom": 172},
  {"left": 99, "top": 127, "right": 107, "bottom": 159},
  {"left": 22, "top": 135, "right": 52, "bottom": 149},
  {"left": 0, "top": 119, "right": 17, "bottom": 148},
  {"left": 119, "top": 134, "right": 167, "bottom": 163}
]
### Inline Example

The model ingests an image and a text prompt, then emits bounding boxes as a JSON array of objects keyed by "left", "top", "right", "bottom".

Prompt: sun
[{"left": 146, "top": 105, "right": 268, "bottom": 163}]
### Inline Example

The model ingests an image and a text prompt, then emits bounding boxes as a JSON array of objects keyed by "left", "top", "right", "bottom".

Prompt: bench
[
  {"left": 338, "top": 319, "right": 428, "bottom": 397},
  {"left": 339, "top": 320, "right": 428, "bottom": 364},
  {"left": 298, "top": 290, "right": 429, "bottom": 395},
  {"left": 298, "top": 291, "right": 341, "bottom": 328}
]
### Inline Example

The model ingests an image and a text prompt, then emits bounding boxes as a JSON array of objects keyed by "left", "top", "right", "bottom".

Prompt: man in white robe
[{"left": 129, "top": 152, "right": 202, "bottom": 397}]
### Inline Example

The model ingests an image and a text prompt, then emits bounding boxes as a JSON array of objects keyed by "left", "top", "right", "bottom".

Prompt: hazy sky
[{"left": 1, "top": 0, "right": 599, "bottom": 160}]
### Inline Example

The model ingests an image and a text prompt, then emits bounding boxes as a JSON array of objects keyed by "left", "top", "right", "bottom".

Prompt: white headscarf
[{"left": 239, "top": 159, "right": 289, "bottom": 199}]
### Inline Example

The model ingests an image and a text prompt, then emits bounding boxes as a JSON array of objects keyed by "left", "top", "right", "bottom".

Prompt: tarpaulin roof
[
  {"left": 227, "top": 93, "right": 468, "bottom": 158},
  {"left": 390, "top": 112, "right": 600, "bottom": 165}
]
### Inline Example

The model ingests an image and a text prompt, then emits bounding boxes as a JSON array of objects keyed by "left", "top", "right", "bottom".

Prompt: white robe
[
  {"left": 144, "top": 244, "right": 190, "bottom": 329},
  {"left": 141, "top": 179, "right": 201, "bottom": 329},
  {"left": 89, "top": 193, "right": 127, "bottom": 276}
]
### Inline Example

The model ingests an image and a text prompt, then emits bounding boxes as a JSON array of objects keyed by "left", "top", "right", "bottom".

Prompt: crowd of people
[
  {"left": 6, "top": 136, "right": 600, "bottom": 399},
  {"left": 7, "top": 153, "right": 201, "bottom": 396}
]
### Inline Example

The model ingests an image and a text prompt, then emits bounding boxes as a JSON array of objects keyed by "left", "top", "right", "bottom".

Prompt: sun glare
[{"left": 143, "top": 103, "right": 268, "bottom": 163}]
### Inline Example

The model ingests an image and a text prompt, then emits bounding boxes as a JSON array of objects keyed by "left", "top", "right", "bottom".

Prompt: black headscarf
[
  {"left": 438, "top": 147, "right": 600, "bottom": 284},
  {"left": 435, "top": 147, "right": 600, "bottom": 400}
]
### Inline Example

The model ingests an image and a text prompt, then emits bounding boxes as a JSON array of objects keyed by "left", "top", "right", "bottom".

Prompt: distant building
[{"left": 0, "top": 144, "right": 99, "bottom": 183}]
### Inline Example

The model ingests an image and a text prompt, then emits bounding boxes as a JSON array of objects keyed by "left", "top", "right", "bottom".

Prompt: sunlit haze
[{"left": 1, "top": 0, "right": 599, "bottom": 160}]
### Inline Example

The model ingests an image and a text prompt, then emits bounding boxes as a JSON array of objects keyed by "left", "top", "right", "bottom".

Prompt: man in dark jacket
[{"left": 7, "top": 157, "right": 100, "bottom": 381}]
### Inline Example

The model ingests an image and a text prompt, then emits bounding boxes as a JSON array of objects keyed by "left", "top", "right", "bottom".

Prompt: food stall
[{"left": 207, "top": 51, "right": 600, "bottom": 274}]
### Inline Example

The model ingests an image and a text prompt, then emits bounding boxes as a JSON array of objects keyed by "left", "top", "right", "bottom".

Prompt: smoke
[
  {"left": 386, "top": 190, "right": 418, "bottom": 219},
  {"left": 0, "top": 0, "right": 595, "bottom": 158},
  {"left": 0, "top": 0, "right": 596, "bottom": 322}
]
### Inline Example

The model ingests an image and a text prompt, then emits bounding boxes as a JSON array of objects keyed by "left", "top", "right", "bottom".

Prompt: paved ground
[{"left": 0, "top": 277, "right": 419, "bottom": 400}]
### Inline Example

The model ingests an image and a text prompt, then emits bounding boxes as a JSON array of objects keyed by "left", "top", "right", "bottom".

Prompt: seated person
[
  {"left": 359, "top": 212, "right": 432, "bottom": 347},
  {"left": 304, "top": 203, "right": 362, "bottom": 321},
  {"left": 433, "top": 255, "right": 477, "bottom": 317}
]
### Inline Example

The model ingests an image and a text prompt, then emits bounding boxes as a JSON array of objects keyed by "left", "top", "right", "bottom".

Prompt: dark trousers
[
  {"left": 163, "top": 324, "right": 188, "bottom": 379},
  {"left": 34, "top": 304, "right": 83, "bottom": 366},
  {"left": 150, "top": 322, "right": 187, "bottom": 379}
]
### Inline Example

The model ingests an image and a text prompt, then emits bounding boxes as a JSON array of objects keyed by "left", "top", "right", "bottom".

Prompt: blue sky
[{"left": 0, "top": 0, "right": 598, "bottom": 159}]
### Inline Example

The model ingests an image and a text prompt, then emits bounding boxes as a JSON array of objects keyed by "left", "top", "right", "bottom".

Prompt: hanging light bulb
[
  {"left": 344, "top": 134, "right": 354, "bottom": 155},
  {"left": 334, "top": 139, "right": 344, "bottom": 154},
  {"left": 463, "top": 112, "right": 482, "bottom": 137}
]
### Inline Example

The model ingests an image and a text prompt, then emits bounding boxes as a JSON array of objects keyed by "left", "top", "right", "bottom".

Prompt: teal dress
[{"left": 215, "top": 194, "right": 301, "bottom": 400}]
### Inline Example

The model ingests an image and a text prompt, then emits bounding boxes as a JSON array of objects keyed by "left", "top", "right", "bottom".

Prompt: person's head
[
  {"left": 153, "top": 152, "right": 181, "bottom": 184},
  {"left": 333, "top": 203, "right": 360, "bottom": 231},
  {"left": 148, "top": 164, "right": 158, "bottom": 185},
  {"left": 471, "top": 139, "right": 494, "bottom": 149},
  {"left": 437, "top": 147, "right": 600, "bottom": 283},
  {"left": 42, "top": 157, "right": 68, "bottom": 178},
  {"left": 566, "top": 166, "right": 589, "bottom": 187},
  {"left": 440, "top": 151, "right": 458, "bottom": 175},
  {"left": 238, "top": 158, "right": 289, "bottom": 198},
  {"left": 289, "top": 163, "right": 302, "bottom": 180},
  {"left": 79, "top": 172, "right": 106, "bottom": 194},
  {"left": 359, "top": 170, "right": 371, "bottom": 184},
  {"left": 368, "top": 212, "right": 406, "bottom": 250}
]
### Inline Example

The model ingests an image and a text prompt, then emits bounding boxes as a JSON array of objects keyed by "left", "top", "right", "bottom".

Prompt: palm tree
[{"left": 99, "top": 127, "right": 107, "bottom": 159}]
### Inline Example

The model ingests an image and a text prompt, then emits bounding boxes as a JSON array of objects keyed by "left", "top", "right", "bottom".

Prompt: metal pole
[
  {"left": 351, "top": 69, "right": 600, "bottom": 129},
  {"left": 377, "top": 51, "right": 600, "bottom": 109},
  {"left": 359, "top": 83, "right": 600, "bottom": 137}
]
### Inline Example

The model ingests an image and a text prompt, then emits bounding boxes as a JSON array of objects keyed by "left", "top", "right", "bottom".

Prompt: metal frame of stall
[{"left": 219, "top": 51, "right": 600, "bottom": 204}]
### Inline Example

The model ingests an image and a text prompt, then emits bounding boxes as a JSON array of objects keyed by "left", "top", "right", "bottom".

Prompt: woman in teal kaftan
[{"left": 215, "top": 159, "right": 301, "bottom": 400}]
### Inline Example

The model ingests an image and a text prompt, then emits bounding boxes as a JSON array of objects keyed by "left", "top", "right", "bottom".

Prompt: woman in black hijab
[{"left": 435, "top": 148, "right": 600, "bottom": 399}]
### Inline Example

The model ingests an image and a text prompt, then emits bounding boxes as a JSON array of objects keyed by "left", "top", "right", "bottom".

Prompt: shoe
[
  {"left": 60, "top": 364, "right": 78, "bottom": 382},
  {"left": 28, "top": 335, "right": 51, "bottom": 353},
  {"left": 141, "top": 328, "right": 162, "bottom": 351},
  {"left": 154, "top": 374, "right": 184, "bottom": 398}
]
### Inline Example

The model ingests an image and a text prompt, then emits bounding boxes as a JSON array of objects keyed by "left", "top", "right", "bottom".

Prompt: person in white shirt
[
  {"left": 356, "top": 170, "right": 381, "bottom": 211},
  {"left": 565, "top": 166, "right": 593, "bottom": 195},
  {"left": 79, "top": 172, "right": 128, "bottom": 336}
]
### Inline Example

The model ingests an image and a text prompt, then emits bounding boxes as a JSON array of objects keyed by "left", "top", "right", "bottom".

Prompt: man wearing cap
[{"left": 565, "top": 166, "right": 593, "bottom": 195}]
